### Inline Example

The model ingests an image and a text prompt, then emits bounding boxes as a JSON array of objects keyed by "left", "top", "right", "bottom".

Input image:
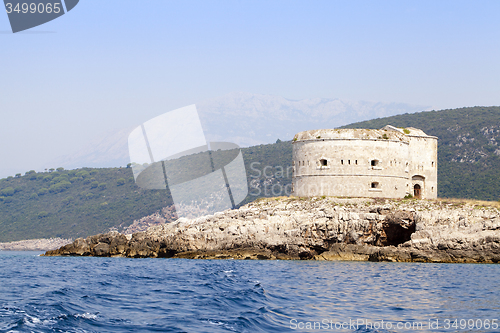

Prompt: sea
[{"left": 0, "top": 251, "right": 499, "bottom": 333}]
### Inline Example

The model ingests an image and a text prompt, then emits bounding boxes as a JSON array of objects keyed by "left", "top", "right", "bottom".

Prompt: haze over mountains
[{"left": 47, "top": 92, "right": 430, "bottom": 171}]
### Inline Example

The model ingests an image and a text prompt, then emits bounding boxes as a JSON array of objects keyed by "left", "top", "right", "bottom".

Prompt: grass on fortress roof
[{"left": 252, "top": 195, "right": 500, "bottom": 211}]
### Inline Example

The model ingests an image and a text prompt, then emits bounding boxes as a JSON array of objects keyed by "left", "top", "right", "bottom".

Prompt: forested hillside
[
  {"left": 0, "top": 167, "right": 171, "bottom": 242},
  {"left": 342, "top": 106, "right": 500, "bottom": 200},
  {"left": 0, "top": 142, "right": 292, "bottom": 242}
]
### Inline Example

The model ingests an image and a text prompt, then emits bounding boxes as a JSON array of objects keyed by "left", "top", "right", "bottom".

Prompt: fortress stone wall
[{"left": 292, "top": 125, "right": 438, "bottom": 199}]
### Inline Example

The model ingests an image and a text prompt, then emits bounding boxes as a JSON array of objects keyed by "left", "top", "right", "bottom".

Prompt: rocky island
[{"left": 44, "top": 197, "right": 500, "bottom": 263}]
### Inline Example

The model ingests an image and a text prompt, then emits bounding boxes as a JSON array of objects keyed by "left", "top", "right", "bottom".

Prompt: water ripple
[{"left": 0, "top": 252, "right": 499, "bottom": 332}]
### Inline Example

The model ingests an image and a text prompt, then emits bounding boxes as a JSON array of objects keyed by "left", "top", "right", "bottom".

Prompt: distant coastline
[{"left": 0, "top": 238, "right": 72, "bottom": 251}]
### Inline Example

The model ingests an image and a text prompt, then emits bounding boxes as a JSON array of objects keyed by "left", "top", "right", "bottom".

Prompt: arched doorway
[
  {"left": 411, "top": 175, "right": 425, "bottom": 199},
  {"left": 414, "top": 184, "right": 421, "bottom": 199}
]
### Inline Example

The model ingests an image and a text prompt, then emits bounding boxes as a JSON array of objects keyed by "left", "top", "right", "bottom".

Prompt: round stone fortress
[{"left": 292, "top": 125, "right": 438, "bottom": 199}]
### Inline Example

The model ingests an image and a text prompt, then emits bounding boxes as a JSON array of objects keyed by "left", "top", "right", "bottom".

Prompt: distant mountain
[
  {"left": 197, "top": 92, "right": 430, "bottom": 147},
  {"left": 46, "top": 127, "right": 133, "bottom": 171},
  {"left": 45, "top": 92, "right": 429, "bottom": 170}
]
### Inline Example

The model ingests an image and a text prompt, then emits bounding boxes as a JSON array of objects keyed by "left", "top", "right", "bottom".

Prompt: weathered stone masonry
[{"left": 292, "top": 125, "right": 438, "bottom": 199}]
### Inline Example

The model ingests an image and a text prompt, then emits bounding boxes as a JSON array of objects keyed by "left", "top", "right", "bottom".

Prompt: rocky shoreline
[
  {"left": 1, "top": 238, "right": 72, "bottom": 251},
  {"left": 44, "top": 197, "right": 500, "bottom": 263}
]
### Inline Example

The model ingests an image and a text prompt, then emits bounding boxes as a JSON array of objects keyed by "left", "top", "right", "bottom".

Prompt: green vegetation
[
  {"left": 1, "top": 106, "right": 499, "bottom": 242},
  {"left": 0, "top": 167, "right": 171, "bottom": 242},
  {"left": 342, "top": 106, "right": 500, "bottom": 201}
]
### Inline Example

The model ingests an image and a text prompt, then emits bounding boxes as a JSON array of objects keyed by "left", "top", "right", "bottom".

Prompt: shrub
[
  {"left": 76, "top": 171, "right": 90, "bottom": 178},
  {"left": 14, "top": 186, "right": 22, "bottom": 193},
  {"left": 38, "top": 188, "right": 49, "bottom": 195},
  {"left": 49, "top": 181, "right": 71, "bottom": 193},
  {"left": 30, "top": 193, "right": 38, "bottom": 200},
  {"left": 0, "top": 187, "right": 15, "bottom": 197},
  {"left": 43, "top": 175, "right": 53, "bottom": 181},
  {"left": 90, "top": 170, "right": 99, "bottom": 175},
  {"left": 70, "top": 177, "right": 81, "bottom": 183},
  {"left": 62, "top": 196, "right": 74, "bottom": 205},
  {"left": 86, "top": 193, "right": 94, "bottom": 199},
  {"left": 98, "top": 183, "right": 107, "bottom": 190},
  {"left": 116, "top": 178, "right": 126, "bottom": 186},
  {"left": 38, "top": 211, "right": 49, "bottom": 218},
  {"left": 83, "top": 178, "right": 92, "bottom": 185},
  {"left": 3, "top": 197, "right": 13, "bottom": 203},
  {"left": 90, "top": 181, "right": 99, "bottom": 189},
  {"left": 29, "top": 173, "right": 37, "bottom": 180}
]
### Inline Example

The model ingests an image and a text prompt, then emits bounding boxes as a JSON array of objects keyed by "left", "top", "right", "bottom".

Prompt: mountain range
[{"left": 48, "top": 92, "right": 430, "bottom": 171}]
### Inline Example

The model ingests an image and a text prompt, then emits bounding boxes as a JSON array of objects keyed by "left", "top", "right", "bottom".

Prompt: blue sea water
[{"left": 0, "top": 251, "right": 499, "bottom": 333}]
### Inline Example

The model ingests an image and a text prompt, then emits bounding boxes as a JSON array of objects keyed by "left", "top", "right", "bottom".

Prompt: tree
[
  {"left": 0, "top": 187, "right": 15, "bottom": 197},
  {"left": 49, "top": 168, "right": 55, "bottom": 173},
  {"left": 98, "top": 183, "right": 107, "bottom": 190},
  {"left": 38, "top": 188, "right": 49, "bottom": 195},
  {"left": 56, "top": 167, "right": 64, "bottom": 172},
  {"left": 15, "top": 173, "right": 21, "bottom": 178},
  {"left": 116, "top": 178, "right": 126, "bottom": 186},
  {"left": 38, "top": 211, "right": 48, "bottom": 218}
]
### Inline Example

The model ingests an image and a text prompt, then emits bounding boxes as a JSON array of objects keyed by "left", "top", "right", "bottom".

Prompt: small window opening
[
  {"left": 371, "top": 160, "right": 379, "bottom": 167},
  {"left": 348, "top": 160, "right": 350, "bottom": 165},
  {"left": 355, "top": 160, "right": 358, "bottom": 165},
  {"left": 432, "top": 161, "right": 434, "bottom": 167},
  {"left": 320, "top": 159, "right": 327, "bottom": 166},
  {"left": 371, "top": 182, "right": 379, "bottom": 188},
  {"left": 341, "top": 160, "right": 344, "bottom": 165}
]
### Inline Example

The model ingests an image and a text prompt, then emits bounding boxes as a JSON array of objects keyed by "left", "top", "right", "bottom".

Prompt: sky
[{"left": 1, "top": 0, "right": 500, "bottom": 178}]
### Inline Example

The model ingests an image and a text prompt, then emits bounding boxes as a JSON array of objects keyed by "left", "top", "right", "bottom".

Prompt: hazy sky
[{"left": 1, "top": 0, "right": 500, "bottom": 177}]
